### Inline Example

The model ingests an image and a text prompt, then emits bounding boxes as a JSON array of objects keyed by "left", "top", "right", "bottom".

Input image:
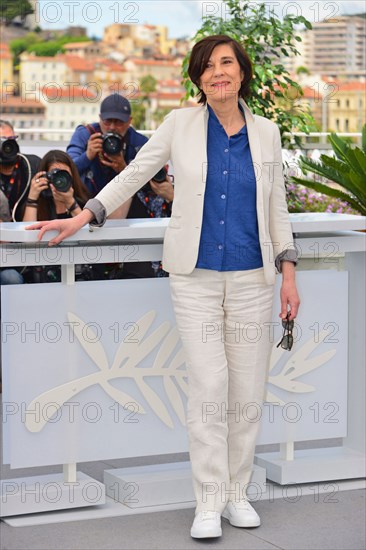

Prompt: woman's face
[{"left": 199, "top": 43, "right": 244, "bottom": 104}]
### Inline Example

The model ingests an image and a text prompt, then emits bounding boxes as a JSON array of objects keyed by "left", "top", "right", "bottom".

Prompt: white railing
[{"left": 13, "top": 129, "right": 363, "bottom": 153}]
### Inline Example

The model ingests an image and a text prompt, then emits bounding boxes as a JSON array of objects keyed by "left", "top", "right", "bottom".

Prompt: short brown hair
[{"left": 187, "top": 35, "right": 253, "bottom": 105}]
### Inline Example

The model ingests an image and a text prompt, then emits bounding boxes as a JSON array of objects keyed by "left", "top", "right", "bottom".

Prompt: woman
[
  {"left": 27, "top": 35, "right": 300, "bottom": 539},
  {"left": 23, "top": 150, "right": 89, "bottom": 222},
  {"left": 22, "top": 150, "right": 91, "bottom": 282}
]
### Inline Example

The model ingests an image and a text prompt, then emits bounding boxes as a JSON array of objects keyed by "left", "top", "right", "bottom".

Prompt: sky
[{"left": 35, "top": 1, "right": 365, "bottom": 39}]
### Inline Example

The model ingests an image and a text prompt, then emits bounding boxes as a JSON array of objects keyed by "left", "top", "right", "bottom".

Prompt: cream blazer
[{"left": 93, "top": 99, "right": 296, "bottom": 285}]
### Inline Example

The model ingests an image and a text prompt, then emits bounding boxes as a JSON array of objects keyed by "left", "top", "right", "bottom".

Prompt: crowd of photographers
[{"left": 0, "top": 93, "right": 175, "bottom": 284}]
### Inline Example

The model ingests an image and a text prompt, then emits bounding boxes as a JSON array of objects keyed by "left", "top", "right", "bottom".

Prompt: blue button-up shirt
[{"left": 196, "top": 104, "right": 263, "bottom": 271}]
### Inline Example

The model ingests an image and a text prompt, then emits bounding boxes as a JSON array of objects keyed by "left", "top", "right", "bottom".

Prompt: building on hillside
[
  {"left": 1, "top": 95, "right": 45, "bottom": 139},
  {"left": 328, "top": 81, "right": 366, "bottom": 133},
  {"left": 123, "top": 58, "right": 182, "bottom": 82},
  {"left": 93, "top": 59, "right": 128, "bottom": 95},
  {"left": 63, "top": 41, "right": 103, "bottom": 58},
  {"left": 41, "top": 85, "right": 99, "bottom": 140},
  {"left": 103, "top": 24, "right": 177, "bottom": 57},
  {"left": 0, "top": 43, "right": 14, "bottom": 91},
  {"left": 19, "top": 53, "right": 68, "bottom": 90},
  {"left": 64, "top": 56, "right": 96, "bottom": 85}
]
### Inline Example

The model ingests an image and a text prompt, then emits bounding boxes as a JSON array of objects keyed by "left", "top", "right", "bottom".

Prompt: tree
[
  {"left": 9, "top": 33, "right": 42, "bottom": 65},
  {"left": 139, "top": 75, "right": 157, "bottom": 130},
  {"left": 0, "top": 0, "right": 34, "bottom": 25},
  {"left": 10, "top": 33, "right": 92, "bottom": 64},
  {"left": 131, "top": 102, "right": 147, "bottom": 131},
  {"left": 139, "top": 75, "right": 157, "bottom": 97},
  {"left": 182, "top": 0, "right": 316, "bottom": 147}
]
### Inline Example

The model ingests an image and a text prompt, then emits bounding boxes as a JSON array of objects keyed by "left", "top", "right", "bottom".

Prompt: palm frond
[{"left": 298, "top": 159, "right": 362, "bottom": 197}]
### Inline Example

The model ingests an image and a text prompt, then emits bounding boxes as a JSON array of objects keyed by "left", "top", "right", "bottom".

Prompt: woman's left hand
[{"left": 279, "top": 261, "right": 300, "bottom": 321}]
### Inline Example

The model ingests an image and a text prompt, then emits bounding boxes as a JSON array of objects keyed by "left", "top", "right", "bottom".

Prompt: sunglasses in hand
[{"left": 276, "top": 312, "right": 294, "bottom": 351}]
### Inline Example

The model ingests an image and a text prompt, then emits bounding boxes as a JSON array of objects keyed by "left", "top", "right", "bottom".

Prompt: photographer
[
  {"left": 0, "top": 120, "right": 40, "bottom": 285},
  {"left": 21, "top": 150, "right": 91, "bottom": 283},
  {"left": 0, "top": 120, "right": 40, "bottom": 221},
  {"left": 68, "top": 93, "right": 174, "bottom": 278},
  {"left": 116, "top": 165, "right": 174, "bottom": 278},
  {"left": 23, "top": 150, "right": 89, "bottom": 222},
  {"left": 67, "top": 93, "right": 148, "bottom": 195}
]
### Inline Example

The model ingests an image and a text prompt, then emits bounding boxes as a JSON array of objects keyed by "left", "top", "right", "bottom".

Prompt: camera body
[
  {"left": 101, "top": 132, "right": 124, "bottom": 155},
  {"left": 45, "top": 169, "right": 72, "bottom": 192},
  {"left": 40, "top": 169, "right": 73, "bottom": 199},
  {"left": 0, "top": 139, "right": 20, "bottom": 165},
  {"left": 151, "top": 166, "right": 167, "bottom": 184}
]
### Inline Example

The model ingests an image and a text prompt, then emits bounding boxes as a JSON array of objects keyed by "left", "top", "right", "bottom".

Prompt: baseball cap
[{"left": 100, "top": 94, "right": 131, "bottom": 122}]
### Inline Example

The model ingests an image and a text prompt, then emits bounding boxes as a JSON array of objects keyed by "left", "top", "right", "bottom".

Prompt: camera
[
  {"left": 0, "top": 138, "right": 19, "bottom": 165},
  {"left": 151, "top": 166, "right": 167, "bottom": 183},
  {"left": 40, "top": 169, "right": 73, "bottom": 199},
  {"left": 102, "top": 132, "right": 123, "bottom": 155},
  {"left": 46, "top": 169, "right": 72, "bottom": 192}
]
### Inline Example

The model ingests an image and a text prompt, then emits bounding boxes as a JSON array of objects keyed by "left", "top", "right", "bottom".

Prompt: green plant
[
  {"left": 181, "top": 0, "right": 316, "bottom": 147},
  {"left": 0, "top": 0, "right": 33, "bottom": 25},
  {"left": 291, "top": 125, "right": 366, "bottom": 215}
]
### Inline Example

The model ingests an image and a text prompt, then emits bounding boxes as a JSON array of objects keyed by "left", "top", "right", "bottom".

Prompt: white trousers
[{"left": 169, "top": 267, "right": 274, "bottom": 513}]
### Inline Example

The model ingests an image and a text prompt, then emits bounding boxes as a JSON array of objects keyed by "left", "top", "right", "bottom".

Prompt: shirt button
[
  {"left": 224, "top": 149, "right": 229, "bottom": 153},
  {"left": 223, "top": 170, "right": 228, "bottom": 175},
  {"left": 219, "top": 220, "right": 224, "bottom": 225},
  {"left": 221, "top": 194, "right": 226, "bottom": 199},
  {"left": 218, "top": 245, "right": 223, "bottom": 250}
]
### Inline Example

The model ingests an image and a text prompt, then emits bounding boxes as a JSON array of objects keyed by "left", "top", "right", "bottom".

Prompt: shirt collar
[{"left": 207, "top": 102, "right": 247, "bottom": 135}]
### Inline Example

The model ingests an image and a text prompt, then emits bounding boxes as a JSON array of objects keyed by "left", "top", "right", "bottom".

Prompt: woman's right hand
[
  {"left": 29, "top": 171, "right": 49, "bottom": 200},
  {"left": 25, "top": 209, "right": 94, "bottom": 246}
]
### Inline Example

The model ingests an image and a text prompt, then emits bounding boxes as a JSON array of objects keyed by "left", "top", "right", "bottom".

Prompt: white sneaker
[
  {"left": 190, "top": 511, "right": 222, "bottom": 538},
  {"left": 222, "top": 499, "right": 261, "bottom": 528}
]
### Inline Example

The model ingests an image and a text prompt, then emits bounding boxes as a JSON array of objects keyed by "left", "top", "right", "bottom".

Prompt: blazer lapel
[{"left": 201, "top": 104, "right": 209, "bottom": 186}]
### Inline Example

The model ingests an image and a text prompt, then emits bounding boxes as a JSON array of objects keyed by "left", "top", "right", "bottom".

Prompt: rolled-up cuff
[
  {"left": 275, "top": 248, "right": 298, "bottom": 273},
  {"left": 84, "top": 198, "right": 107, "bottom": 227}
]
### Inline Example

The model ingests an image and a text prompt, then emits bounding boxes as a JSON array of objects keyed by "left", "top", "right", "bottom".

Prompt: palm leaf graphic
[
  {"left": 134, "top": 377, "right": 174, "bottom": 428},
  {"left": 25, "top": 371, "right": 145, "bottom": 433},
  {"left": 153, "top": 328, "right": 187, "bottom": 424},
  {"left": 67, "top": 311, "right": 146, "bottom": 412},
  {"left": 68, "top": 311, "right": 109, "bottom": 370},
  {"left": 169, "top": 347, "right": 187, "bottom": 376},
  {"left": 268, "top": 337, "right": 287, "bottom": 374},
  {"left": 264, "top": 390, "right": 286, "bottom": 406},
  {"left": 111, "top": 311, "right": 170, "bottom": 371},
  {"left": 175, "top": 376, "right": 189, "bottom": 396},
  {"left": 153, "top": 327, "right": 185, "bottom": 426},
  {"left": 268, "top": 329, "right": 337, "bottom": 395},
  {"left": 153, "top": 327, "right": 180, "bottom": 369},
  {"left": 163, "top": 377, "right": 186, "bottom": 425},
  {"left": 98, "top": 381, "right": 146, "bottom": 415}
]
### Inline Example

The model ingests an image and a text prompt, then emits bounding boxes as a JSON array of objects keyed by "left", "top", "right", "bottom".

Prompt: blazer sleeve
[
  {"left": 269, "top": 125, "right": 298, "bottom": 271},
  {"left": 84, "top": 110, "right": 176, "bottom": 223}
]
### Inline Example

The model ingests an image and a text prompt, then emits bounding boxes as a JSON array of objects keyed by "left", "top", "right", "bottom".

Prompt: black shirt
[{"left": 0, "top": 154, "right": 40, "bottom": 221}]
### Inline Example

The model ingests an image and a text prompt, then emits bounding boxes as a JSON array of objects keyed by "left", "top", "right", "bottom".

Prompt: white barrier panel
[{"left": 2, "top": 270, "right": 347, "bottom": 469}]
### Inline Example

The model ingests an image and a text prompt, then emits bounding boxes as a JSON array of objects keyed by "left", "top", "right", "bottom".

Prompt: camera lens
[
  {"left": 46, "top": 169, "right": 72, "bottom": 192},
  {"left": 0, "top": 139, "right": 19, "bottom": 163},
  {"left": 152, "top": 167, "right": 167, "bottom": 183},
  {"left": 102, "top": 133, "right": 123, "bottom": 155}
]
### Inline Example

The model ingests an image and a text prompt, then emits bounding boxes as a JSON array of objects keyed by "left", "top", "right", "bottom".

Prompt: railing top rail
[{"left": 12, "top": 128, "right": 363, "bottom": 138}]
